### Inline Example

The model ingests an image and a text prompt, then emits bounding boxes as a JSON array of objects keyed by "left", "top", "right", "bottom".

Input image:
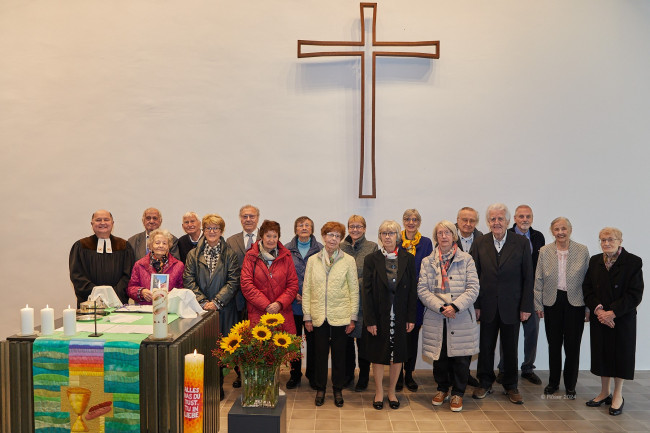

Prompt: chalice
[{"left": 66, "top": 387, "right": 92, "bottom": 432}]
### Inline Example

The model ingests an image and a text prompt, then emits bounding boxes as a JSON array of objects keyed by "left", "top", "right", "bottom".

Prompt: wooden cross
[{"left": 298, "top": 2, "right": 439, "bottom": 198}]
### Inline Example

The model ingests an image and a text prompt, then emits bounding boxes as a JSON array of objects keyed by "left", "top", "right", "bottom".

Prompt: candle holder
[{"left": 88, "top": 301, "right": 103, "bottom": 338}]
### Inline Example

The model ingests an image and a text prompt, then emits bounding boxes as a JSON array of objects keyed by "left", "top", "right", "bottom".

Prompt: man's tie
[{"left": 245, "top": 233, "right": 253, "bottom": 250}]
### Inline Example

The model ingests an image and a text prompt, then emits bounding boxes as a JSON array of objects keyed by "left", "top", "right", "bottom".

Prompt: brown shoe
[
  {"left": 450, "top": 395, "right": 463, "bottom": 412},
  {"left": 432, "top": 391, "right": 449, "bottom": 406},
  {"left": 472, "top": 386, "right": 492, "bottom": 399},
  {"left": 504, "top": 389, "right": 524, "bottom": 405}
]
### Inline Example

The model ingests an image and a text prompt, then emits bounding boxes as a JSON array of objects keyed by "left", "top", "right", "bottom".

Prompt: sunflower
[
  {"left": 260, "top": 313, "right": 284, "bottom": 327},
  {"left": 230, "top": 320, "right": 250, "bottom": 335},
  {"left": 272, "top": 332, "right": 292, "bottom": 348},
  {"left": 251, "top": 325, "right": 272, "bottom": 341},
  {"left": 220, "top": 333, "right": 242, "bottom": 354}
]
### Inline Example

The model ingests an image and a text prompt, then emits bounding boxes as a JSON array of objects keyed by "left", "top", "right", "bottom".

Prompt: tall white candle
[
  {"left": 21, "top": 304, "right": 34, "bottom": 335},
  {"left": 63, "top": 305, "right": 77, "bottom": 337},
  {"left": 40, "top": 304, "right": 55, "bottom": 335},
  {"left": 152, "top": 288, "right": 168, "bottom": 339}
]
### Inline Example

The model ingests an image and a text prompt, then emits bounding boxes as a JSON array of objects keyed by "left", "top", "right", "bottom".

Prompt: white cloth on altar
[{"left": 167, "top": 288, "right": 204, "bottom": 318}]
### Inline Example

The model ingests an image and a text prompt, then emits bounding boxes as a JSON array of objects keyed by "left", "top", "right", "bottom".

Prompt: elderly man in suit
[
  {"left": 128, "top": 208, "right": 179, "bottom": 261},
  {"left": 471, "top": 203, "right": 534, "bottom": 404},
  {"left": 225, "top": 204, "right": 260, "bottom": 388},
  {"left": 456, "top": 207, "right": 483, "bottom": 253},
  {"left": 495, "top": 205, "right": 546, "bottom": 386},
  {"left": 178, "top": 211, "right": 202, "bottom": 263}
]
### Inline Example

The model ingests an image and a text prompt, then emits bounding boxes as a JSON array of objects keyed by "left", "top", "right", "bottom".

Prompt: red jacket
[
  {"left": 127, "top": 253, "right": 185, "bottom": 304},
  {"left": 240, "top": 241, "right": 298, "bottom": 333}
]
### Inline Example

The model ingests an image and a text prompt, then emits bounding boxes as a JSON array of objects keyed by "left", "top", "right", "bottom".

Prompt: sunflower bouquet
[{"left": 213, "top": 313, "right": 302, "bottom": 407}]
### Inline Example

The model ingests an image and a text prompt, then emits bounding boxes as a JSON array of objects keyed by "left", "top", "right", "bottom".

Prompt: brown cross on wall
[{"left": 298, "top": 2, "right": 439, "bottom": 198}]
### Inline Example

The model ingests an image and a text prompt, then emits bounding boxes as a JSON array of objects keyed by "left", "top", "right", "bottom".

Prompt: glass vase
[{"left": 240, "top": 364, "right": 280, "bottom": 408}]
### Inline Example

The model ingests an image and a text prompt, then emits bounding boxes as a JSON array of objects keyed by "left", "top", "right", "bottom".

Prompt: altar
[{"left": 0, "top": 310, "right": 219, "bottom": 433}]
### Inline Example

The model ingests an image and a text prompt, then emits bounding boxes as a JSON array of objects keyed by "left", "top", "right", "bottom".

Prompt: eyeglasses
[
  {"left": 348, "top": 225, "right": 364, "bottom": 230},
  {"left": 437, "top": 230, "right": 453, "bottom": 238},
  {"left": 599, "top": 238, "right": 619, "bottom": 244},
  {"left": 297, "top": 223, "right": 312, "bottom": 228},
  {"left": 380, "top": 232, "right": 397, "bottom": 237},
  {"left": 403, "top": 217, "right": 419, "bottom": 223},
  {"left": 326, "top": 232, "right": 342, "bottom": 239},
  {"left": 204, "top": 227, "right": 222, "bottom": 232},
  {"left": 459, "top": 218, "right": 476, "bottom": 224}
]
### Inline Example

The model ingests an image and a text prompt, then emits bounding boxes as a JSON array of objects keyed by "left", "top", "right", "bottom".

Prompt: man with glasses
[
  {"left": 226, "top": 204, "right": 260, "bottom": 388},
  {"left": 455, "top": 207, "right": 483, "bottom": 253},
  {"left": 128, "top": 207, "right": 179, "bottom": 260},
  {"left": 470, "top": 203, "right": 534, "bottom": 405}
]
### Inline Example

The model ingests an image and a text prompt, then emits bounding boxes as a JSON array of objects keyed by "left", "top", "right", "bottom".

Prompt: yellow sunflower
[
  {"left": 260, "top": 313, "right": 285, "bottom": 327},
  {"left": 230, "top": 320, "right": 251, "bottom": 335},
  {"left": 251, "top": 325, "right": 272, "bottom": 341},
  {"left": 220, "top": 333, "right": 242, "bottom": 354},
  {"left": 272, "top": 332, "right": 292, "bottom": 348}
]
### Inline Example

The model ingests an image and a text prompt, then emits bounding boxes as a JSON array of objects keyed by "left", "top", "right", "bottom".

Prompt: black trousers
[
  {"left": 433, "top": 321, "right": 471, "bottom": 396},
  {"left": 290, "top": 314, "right": 315, "bottom": 381},
  {"left": 345, "top": 337, "right": 370, "bottom": 381},
  {"left": 543, "top": 290, "right": 585, "bottom": 390},
  {"left": 404, "top": 323, "right": 422, "bottom": 373},
  {"left": 313, "top": 320, "right": 347, "bottom": 391},
  {"left": 477, "top": 308, "right": 520, "bottom": 391}
]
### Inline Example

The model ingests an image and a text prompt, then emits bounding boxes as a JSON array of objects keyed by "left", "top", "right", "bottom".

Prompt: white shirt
[
  {"left": 96, "top": 237, "right": 113, "bottom": 254},
  {"left": 493, "top": 231, "right": 507, "bottom": 253},
  {"left": 459, "top": 233, "right": 474, "bottom": 252}
]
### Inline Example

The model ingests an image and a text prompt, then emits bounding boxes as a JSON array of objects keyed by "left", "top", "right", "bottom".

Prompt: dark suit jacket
[
  {"left": 178, "top": 233, "right": 201, "bottom": 263},
  {"left": 226, "top": 230, "right": 257, "bottom": 311},
  {"left": 455, "top": 225, "right": 483, "bottom": 253},
  {"left": 471, "top": 231, "right": 534, "bottom": 324},
  {"left": 509, "top": 224, "right": 545, "bottom": 272},
  {"left": 128, "top": 230, "right": 179, "bottom": 261}
]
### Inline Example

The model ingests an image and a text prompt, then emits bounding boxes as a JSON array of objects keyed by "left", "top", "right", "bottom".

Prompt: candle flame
[
  {"left": 68, "top": 305, "right": 71, "bottom": 309},
  {"left": 194, "top": 349, "right": 197, "bottom": 355},
  {"left": 46, "top": 304, "right": 49, "bottom": 308},
  {"left": 26, "top": 304, "right": 29, "bottom": 308}
]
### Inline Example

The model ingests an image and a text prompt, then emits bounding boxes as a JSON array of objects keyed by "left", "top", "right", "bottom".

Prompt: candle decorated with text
[
  {"left": 63, "top": 305, "right": 77, "bottom": 336},
  {"left": 152, "top": 288, "right": 168, "bottom": 339},
  {"left": 184, "top": 350, "right": 204, "bottom": 433},
  {"left": 21, "top": 304, "right": 34, "bottom": 335},
  {"left": 40, "top": 305, "right": 55, "bottom": 335}
]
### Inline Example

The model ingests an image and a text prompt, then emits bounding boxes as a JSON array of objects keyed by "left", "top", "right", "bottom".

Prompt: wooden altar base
[{"left": 228, "top": 395, "right": 287, "bottom": 433}]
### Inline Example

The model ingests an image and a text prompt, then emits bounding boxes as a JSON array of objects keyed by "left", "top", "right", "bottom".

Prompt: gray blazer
[
  {"left": 534, "top": 240, "right": 590, "bottom": 311},
  {"left": 128, "top": 230, "right": 179, "bottom": 261}
]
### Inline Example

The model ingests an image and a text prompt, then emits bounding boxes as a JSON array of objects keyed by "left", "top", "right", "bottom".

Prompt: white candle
[
  {"left": 40, "top": 304, "right": 55, "bottom": 335},
  {"left": 152, "top": 288, "right": 168, "bottom": 339},
  {"left": 63, "top": 305, "right": 77, "bottom": 337},
  {"left": 21, "top": 304, "right": 34, "bottom": 335}
]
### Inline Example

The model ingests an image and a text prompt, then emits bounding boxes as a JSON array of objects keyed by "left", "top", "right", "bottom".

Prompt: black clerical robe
[{"left": 69, "top": 235, "right": 135, "bottom": 307}]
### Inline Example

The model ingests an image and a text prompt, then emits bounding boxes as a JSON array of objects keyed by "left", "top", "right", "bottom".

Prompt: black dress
[
  {"left": 582, "top": 248, "right": 643, "bottom": 379},
  {"left": 361, "top": 249, "right": 417, "bottom": 365}
]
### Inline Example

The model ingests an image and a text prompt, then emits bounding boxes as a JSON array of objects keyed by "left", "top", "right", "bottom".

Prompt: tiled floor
[{"left": 218, "top": 369, "right": 650, "bottom": 432}]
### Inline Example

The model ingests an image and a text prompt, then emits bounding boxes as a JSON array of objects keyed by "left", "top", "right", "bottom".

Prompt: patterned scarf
[
  {"left": 380, "top": 246, "right": 398, "bottom": 259},
  {"left": 150, "top": 253, "right": 169, "bottom": 274},
  {"left": 437, "top": 244, "right": 458, "bottom": 294},
  {"left": 258, "top": 242, "right": 278, "bottom": 267},
  {"left": 321, "top": 248, "right": 340, "bottom": 274},
  {"left": 401, "top": 231, "right": 421, "bottom": 256},
  {"left": 204, "top": 243, "right": 222, "bottom": 276},
  {"left": 603, "top": 247, "right": 622, "bottom": 270}
]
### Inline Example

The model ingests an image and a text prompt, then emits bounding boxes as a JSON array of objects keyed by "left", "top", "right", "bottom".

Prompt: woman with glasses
[
  {"left": 302, "top": 222, "right": 359, "bottom": 407},
  {"left": 398, "top": 209, "right": 433, "bottom": 391},
  {"left": 241, "top": 220, "right": 299, "bottom": 333},
  {"left": 418, "top": 221, "right": 479, "bottom": 412},
  {"left": 340, "top": 215, "right": 378, "bottom": 391},
  {"left": 184, "top": 214, "right": 240, "bottom": 399},
  {"left": 582, "top": 227, "right": 644, "bottom": 416},
  {"left": 284, "top": 216, "right": 323, "bottom": 389},
  {"left": 534, "top": 217, "right": 590, "bottom": 398},
  {"left": 363, "top": 220, "right": 417, "bottom": 410}
]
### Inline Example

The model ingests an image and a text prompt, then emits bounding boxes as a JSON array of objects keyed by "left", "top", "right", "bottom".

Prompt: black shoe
[
  {"left": 220, "top": 387, "right": 225, "bottom": 400},
  {"left": 232, "top": 377, "right": 241, "bottom": 388},
  {"left": 333, "top": 389, "right": 344, "bottom": 407},
  {"left": 405, "top": 376, "right": 418, "bottom": 392},
  {"left": 286, "top": 377, "right": 301, "bottom": 389},
  {"left": 495, "top": 372, "right": 504, "bottom": 384},
  {"left": 544, "top": 384, "right": 559, "bottom": 395},
  {"left": 315, "top": 390, "right": 325, "bottom": 406},
  {"left": 467, "top": 375, "right": 480, "bottom": 387},
  {"left": 388, "top": 398, "right": 400, "bottom": 409},
  {"left": 566, "top": 389, "right": 576, "bottom": 399},
  {"left": 586, "top": 394, "right": 612, "bottom": 407},
  {"left": 609, "top": 398, "right": 624, "bottom": 416},
  {"left": 355, "top": 377, "right": 369, "bottom": 392},
  {"left": 521, "top": 372, "right": 542, "bottom": 385},
  {"left": 372, "top": 400, "right": 384, "bottom": 410}
]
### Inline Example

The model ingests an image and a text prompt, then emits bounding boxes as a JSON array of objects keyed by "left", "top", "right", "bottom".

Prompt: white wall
[{"left": 1, "top": 0, "right": 649, "bottom": 369}]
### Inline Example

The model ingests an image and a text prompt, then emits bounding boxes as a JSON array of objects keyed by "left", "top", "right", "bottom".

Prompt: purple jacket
[{"left": 127, "top": 253, "right": 185, "bottom": 304}]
